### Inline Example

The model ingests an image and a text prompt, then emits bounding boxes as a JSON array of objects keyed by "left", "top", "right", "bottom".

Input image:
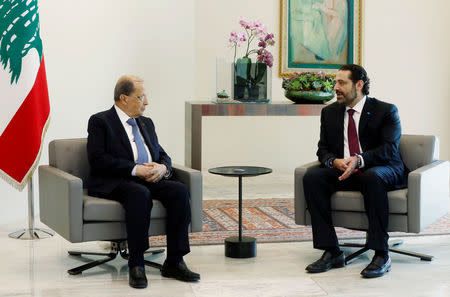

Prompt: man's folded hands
[{"left": 136, "top": 162, "right": 167, "bottom": 183}]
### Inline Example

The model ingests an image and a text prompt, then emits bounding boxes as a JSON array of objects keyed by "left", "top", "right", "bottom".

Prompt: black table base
[
  {"left": 225, "top": 236, "right": 257, "bottom": 258},
  {"left": 208, "top": 166, "right": 272, "bottom": 259}
]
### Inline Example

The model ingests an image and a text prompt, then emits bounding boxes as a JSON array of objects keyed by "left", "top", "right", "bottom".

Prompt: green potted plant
[{"left": 282, "top": 72, "right": 336, "bottom": 104}]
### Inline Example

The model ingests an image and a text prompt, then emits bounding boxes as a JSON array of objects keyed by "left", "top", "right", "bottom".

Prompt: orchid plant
[{"left": 228, "top": 18, "right": 275, "bottom": 67}]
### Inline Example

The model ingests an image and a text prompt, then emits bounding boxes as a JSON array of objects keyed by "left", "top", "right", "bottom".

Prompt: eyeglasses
[{"left": 128, "top": 95, "right": 147, "bottom": 101}]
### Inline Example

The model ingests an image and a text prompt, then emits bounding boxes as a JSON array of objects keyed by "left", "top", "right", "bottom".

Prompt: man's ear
[
  {"left": 119, "top": 94, "right": 127, "bottom": 104},
  {"left": 356, "top": 80, "right": 364, "bottom": 91}
]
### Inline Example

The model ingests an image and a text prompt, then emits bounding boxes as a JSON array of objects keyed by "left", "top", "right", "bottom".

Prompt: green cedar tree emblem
[{"left": 0, "top": 0, "right": 43, "bottom": 84}]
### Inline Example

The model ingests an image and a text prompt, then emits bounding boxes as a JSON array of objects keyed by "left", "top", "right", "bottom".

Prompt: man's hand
[
  {"left": 135, "top": 163, "right": 168, "bottom": 183},
  {"left": 332, "top": 158, "right": 348, "bottom": 172},
  {"left": 338, "top": 156, "right": 359, "bottom": 181},
  {"left": 135, "top": 164, "right": 154, "bottom": 179},
  {"left": 143, "top": 162, "right": 167, "bottom": 183}
]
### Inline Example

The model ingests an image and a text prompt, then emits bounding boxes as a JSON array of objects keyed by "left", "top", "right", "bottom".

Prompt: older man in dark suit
[
  {"left": 87, "top": 75, "right": 199, "bottom": 288},
  {"left": 303, "top": 64, "right": 407, "bottom": 278}
]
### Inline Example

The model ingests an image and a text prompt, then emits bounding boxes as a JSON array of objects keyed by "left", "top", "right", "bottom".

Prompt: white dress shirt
[
  {"left": 114, "top": 105, "right": 152, "bottom": 175},
  {"left": 343, "top": 96, "right": 366, "bottom": 167}
]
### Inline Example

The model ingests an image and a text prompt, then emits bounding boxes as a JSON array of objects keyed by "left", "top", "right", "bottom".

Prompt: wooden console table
[{"left": 185, "top": 101, "right": 325, "bottom": 170}]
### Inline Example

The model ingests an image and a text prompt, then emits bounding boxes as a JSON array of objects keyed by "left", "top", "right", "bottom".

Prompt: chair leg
[
  {"left": 68, "top": 251, "right": 115, "bottom": 257},
  {"left": 68, "top": 253, "right": 117, "bottom": 275},
  {"left": 144, "top": 248, "right": 165, "bottom": 255},
  {"left": 339, "top": 243, "right": 369, "bottom": 264},
  {"left": 340, "top": 238, "right": 434, "bottom": 264},
  {"left": 144, "top": 248, "right": 165, "bottom": 270},
  {"left": 120, "top": 248, "right": 165, "bottom": 270},
  {"left": 67, "top": 240, "right": 125, "bottom": 275},
  {"left": 389, "top": 245, "right": 433, "bottom": 261},
  {"left": 67, "top": 241, "right": 167, "bottom": 274}
]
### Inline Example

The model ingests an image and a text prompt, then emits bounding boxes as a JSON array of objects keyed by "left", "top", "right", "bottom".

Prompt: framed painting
[{"left": 279, "top": 0, "right": 363, "bottom": 76}]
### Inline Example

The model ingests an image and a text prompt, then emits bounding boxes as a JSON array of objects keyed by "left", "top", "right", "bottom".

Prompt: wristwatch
[
  {"left": 327, "top": 157, "right": 336, "bottom": 168},
  {"left": 355, "top": 154, "right": 362, "bottom": 168},
  {"left": 163, "top": 164, "right": 171, "bottom": 179}
]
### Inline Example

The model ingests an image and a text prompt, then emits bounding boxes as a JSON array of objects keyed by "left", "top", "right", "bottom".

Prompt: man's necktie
[
  {"left": 347, "top": 109, "right": 360, "bottom": 156},
  {"left": 347, "top": 109, "right": 361, "bottom": 176},
  {"left": 126, "top": 118, "right": 149, "bottom": 165}
]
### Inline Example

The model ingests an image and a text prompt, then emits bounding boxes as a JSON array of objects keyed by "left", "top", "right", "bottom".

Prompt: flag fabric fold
[{"left": 0, "top": 0, "right": 50, "bottom": 191}]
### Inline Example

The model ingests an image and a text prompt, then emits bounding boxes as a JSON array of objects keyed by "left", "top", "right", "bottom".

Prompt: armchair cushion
[
  {"left": 82, "top": 190, "right": 167, "bottom": 222},
  {"left": 330, "top": 188, "right": 407, "bottom": 214}
]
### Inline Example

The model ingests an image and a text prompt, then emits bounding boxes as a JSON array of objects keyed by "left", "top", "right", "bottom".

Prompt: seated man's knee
[
  {"left": 361, "top": 168, "right": 385, "bottom": 187},
  {"left": 303, "top": 168, "right": 321, "bottom": 185},
  {"left": 131, "top": 186, "right": 153, "bottom": 208},
  {"left": 172, "top": 183, "right": 190, "bottom": 203}
]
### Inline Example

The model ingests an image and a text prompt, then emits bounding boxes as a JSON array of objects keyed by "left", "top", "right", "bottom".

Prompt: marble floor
[
  {"left": 0, "top": 227, "right": 450, "bottom": 297},
  {"left": 1, "top": 173, "right": 449, "bottom": 297}
]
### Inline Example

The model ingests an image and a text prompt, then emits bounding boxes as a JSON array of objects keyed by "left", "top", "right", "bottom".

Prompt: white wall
[
  {"left": 364, "top": 0, "right": 450, "bottom": 148},
  {"left": 0, "top": 0, "right": 195, "bottom": 225},
  {"left": 196, "top": 0, "right": 450, "bottom": 172},
  {"left": 1, "top": 0, "right": 449, "bottom": 225}
]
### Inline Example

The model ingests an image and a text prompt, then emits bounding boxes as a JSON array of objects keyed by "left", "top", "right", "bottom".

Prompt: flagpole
[{"left": 8, "top": 175, "right": 54, "bottom": 240}]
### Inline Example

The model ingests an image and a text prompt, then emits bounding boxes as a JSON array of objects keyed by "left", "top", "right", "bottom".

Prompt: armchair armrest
[
  {"left": 172, "top": 164, "right": 203, "bottom": 232},
  {"left": 38, "top": 165, "right": 84, "bottom": 242},
  {"left": 294, "top": 161, "right": 321, "bottom": 225},
  {"left": 407, "top": 160, "right": 449, "bottom": 233}
]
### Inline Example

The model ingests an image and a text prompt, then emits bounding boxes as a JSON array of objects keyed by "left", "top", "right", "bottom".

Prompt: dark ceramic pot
[{"left": 285, "top": 90, "right": 335, "bottom": 104}]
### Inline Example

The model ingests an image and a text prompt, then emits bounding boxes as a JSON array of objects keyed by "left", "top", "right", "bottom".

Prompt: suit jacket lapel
[
  {"left": 336, "top": 104, "right": 345, "bottom": 157},
  {"left": 107, "top": 107, "right": 134, "bottom": 160},
  {"left": 136, "top": 118, "right": 155, "bottom": 160}
]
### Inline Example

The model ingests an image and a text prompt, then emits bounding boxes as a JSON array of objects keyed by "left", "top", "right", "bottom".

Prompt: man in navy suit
[
  {"left": 303, "top": 64, "right": 407, "bottom": 278},
  {"left": 87, "top": 75, "right": 200, "bottom": 288}
]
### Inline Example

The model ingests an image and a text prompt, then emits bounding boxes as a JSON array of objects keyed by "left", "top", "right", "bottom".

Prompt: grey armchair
[
  {"left": 295, "top": 134, "right": 449, "bottom": 263},
  {"left": 39, "top": 138, "right": 202, "bottom": 274}
]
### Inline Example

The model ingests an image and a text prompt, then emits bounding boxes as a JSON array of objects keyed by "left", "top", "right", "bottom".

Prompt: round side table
[{"left": 208, "top": 166, "right": 272, "bottom": 258}]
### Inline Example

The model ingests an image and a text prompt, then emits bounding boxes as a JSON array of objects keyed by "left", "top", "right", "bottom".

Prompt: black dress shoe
[
  {"left": 305, "top": 251, "right": 345, "bottom": 273},
  {"left": 129, "top": 266, "right": 147, "bottom": 289},
  {"left": 361, "top": 255, "right": 391, "bottom": 278},
  {"left": 161, "top": 260, "right": 200, "bottom": 282}
]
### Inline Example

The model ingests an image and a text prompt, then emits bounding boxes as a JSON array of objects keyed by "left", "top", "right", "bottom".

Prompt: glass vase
[{"left": 232, "top": 58, "right": 271, "bottom": 103}]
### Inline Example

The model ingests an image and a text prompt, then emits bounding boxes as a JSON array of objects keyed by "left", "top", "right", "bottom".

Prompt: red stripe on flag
[{"left": 0, "top": 57, "right": 50, "bottom": 183}]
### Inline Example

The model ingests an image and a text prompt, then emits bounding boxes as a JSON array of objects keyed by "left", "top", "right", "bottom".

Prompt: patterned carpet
[{"left": 149, "top": 198, "right": 450, "bottom": 247}]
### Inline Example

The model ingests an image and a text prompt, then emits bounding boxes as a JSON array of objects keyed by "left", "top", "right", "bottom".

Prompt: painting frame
[{"left": 279, "top": 0, "right": 363, "bottom": 77}]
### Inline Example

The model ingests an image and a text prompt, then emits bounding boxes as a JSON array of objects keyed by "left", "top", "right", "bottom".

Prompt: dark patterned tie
[{"left": 126, "top": 118, "right": 149, "bottom": 165}]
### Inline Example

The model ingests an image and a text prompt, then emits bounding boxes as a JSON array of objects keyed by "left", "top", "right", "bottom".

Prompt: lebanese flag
[{"left": 0, "top": 0, "right": 50, "bottom": 191}]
